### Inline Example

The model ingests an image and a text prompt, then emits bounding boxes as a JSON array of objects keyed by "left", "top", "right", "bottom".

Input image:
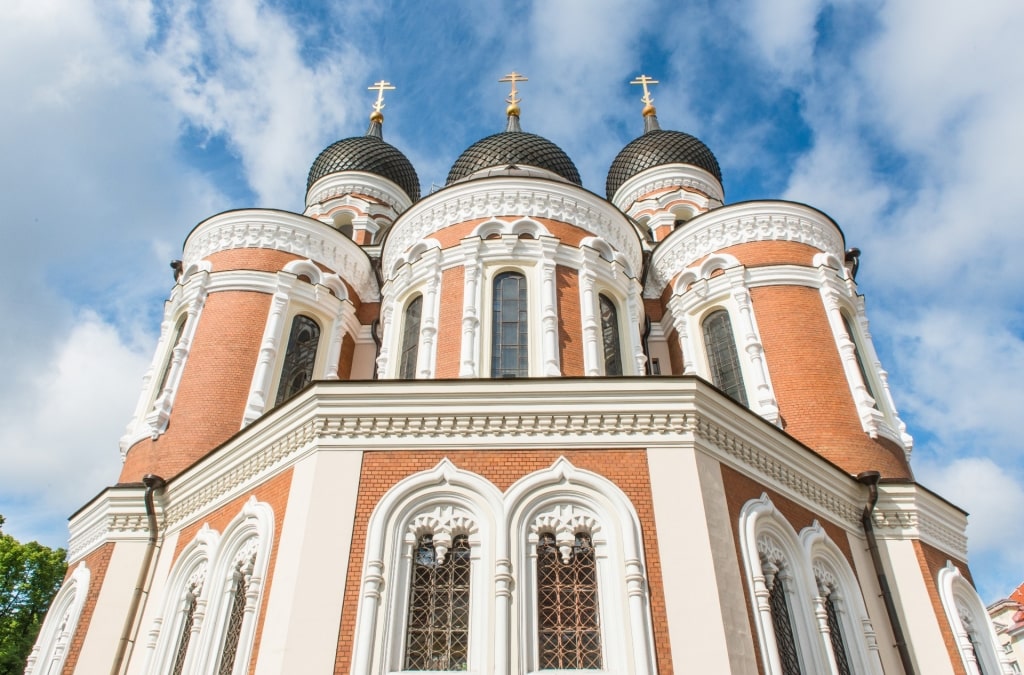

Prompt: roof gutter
[
  {"left": 110, "top": 474, "right": 165, "bottom": 675},
  {"left": 857, "top": 471, "right": 915, "bottom": 675}
]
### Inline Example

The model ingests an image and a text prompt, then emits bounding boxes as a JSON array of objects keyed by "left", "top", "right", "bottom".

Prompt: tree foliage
[{"left": 0, "top": 515, "right": 67, "bottom": 675}]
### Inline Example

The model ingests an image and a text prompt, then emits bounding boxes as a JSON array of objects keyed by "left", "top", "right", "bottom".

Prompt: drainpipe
[
  {"left": 111, "top": 474, "right": 165, "bottom": 675},
  {"left": 857, "top": 471, "right": 915, "bottom": 675}
]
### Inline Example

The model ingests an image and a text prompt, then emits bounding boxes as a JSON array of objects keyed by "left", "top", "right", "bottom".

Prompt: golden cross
[
  {"left": 630, "top": 74, "right": 659, "bottom": 106},
  {"left": 368, "top": 80, "right": 395, "bottom": 113},
  {"left": 499, "top": 71, "right": 529, "bottom": 105}
]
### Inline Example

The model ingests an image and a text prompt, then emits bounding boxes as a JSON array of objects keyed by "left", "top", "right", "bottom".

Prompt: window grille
[
  {"left": 536, "top": 532, "right": 602, "bottom": 669},
  {"left": 404, "top": 534, "right": 471, "bottom": 670},
  {"left": 491, "top": 272, "right": 528, "bottom": 378},
  {"left": 824, "top": 595, "right": 851, "bottom": 675},
  {"left": 967, "top": 631, "right": 989, "bottom": 675},
  {"left": 599, "top": 295, "right": 623, "bottom": 376},
  {"left": 841, "top": 314, "right": 878, "bottom": 406},
  {"left": 768, "top": 573, "right": 803, "bottom": 675},
  {"left": 217, "top": 555, "right": 254, "bottom": 675},
  {"left": 275, "top": 315, "right": 320, "bottom": 405},
  {"left": 170, "top": 584, "right": 201, "bottom": 675},
  {"left": 399, "top": 296, "right": 423, "bottom": 380},
  {"left": 702, "top": 310, "right": 748, "bottom": 405}
]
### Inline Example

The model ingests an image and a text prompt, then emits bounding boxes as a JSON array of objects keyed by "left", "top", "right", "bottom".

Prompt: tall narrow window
[
  {"left": 492, "top": 272, "right": 528, "bottom": 378},
  {"left": 536, "top": 532, "right": 602, "bottom": 669},
  {"left": 170, "top": 575, "right": 204, "bottom": 675},
  {"left": 399, "top": 296, "right": 423, "bottom": 380},
  {"left": 824, "top": 594, "right": 851, "bottom": 675},
  {"left": 766, "top": 566, "right": 803, "bottom": 675},
  {"left": 599, "top": 295, "right": 623, "bottom": 376},
  {"left": 841, "top": 314, "right": 877, "bottom": 406},
  {"left": 702, "top": 310, "right": 748, "bottom": 405},
  {"left": 218, "top": 553, "right": 255, "bottom": 675},
  {"left": 404, "top": 534, "right": 471, "bottom": 670},
  {"left": 155, "top": 317, "right": 187, "bottom": 399},
  {"left": 275, "top": 315, "right": 320, "bottom": 405}
]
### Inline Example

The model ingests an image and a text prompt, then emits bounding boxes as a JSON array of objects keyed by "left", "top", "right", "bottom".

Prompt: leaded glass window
[
  {"left": 768, "top": 572, "right": 803, "bottom": 675},
  {"left": 399, "top": 296, "right": 423, "bottom": 380},
  {"left": 275, "top": 315, "right": 320, "bottom": 405},
  {"left": 967, "top": 630, "right": 989, "bottom": 675},
  {"left": 841, "top": 314, "right": 878, "bottom": 406},
  {"left": 156, "top": 317, "right": 187, "bottom": 398},
  {"left": 702, "top": 309, "right": 748, "bottom": 406},
  {"left": 170, "top": 581, "right": 202, "bottom": 675},
  {"left": 217, "top": 554, "right": 254, "bottom": 675},
  {"left": 404, "top": 534, "right": 471, "bottom": 670},
  {"left": 599, "top": 295, "right": 623, "bottom": 376},
  {"left": 824, "top": 595, "right": 851, "bottom": 675},
  {"left": 491, "top": 272, "right": 528, "bottom": 378},
  {"left": 536, "top": 532, "right": 602, "bottom": 669}
]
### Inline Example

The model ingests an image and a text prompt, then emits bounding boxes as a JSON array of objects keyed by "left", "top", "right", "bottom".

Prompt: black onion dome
[
  {"left": 606, "top": 129, "right": 721, "bottom": 199},
  {"left": 307, "top": 131, "right": 420, "bottom": 201},
  {"left": 447, "top": 131, "right": 581, "bottom": 186}
]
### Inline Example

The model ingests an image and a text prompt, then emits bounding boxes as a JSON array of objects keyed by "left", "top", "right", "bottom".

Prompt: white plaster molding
[
  {"left": 305, "top": 170, "right": 413, "bottom": 214},
  {"left": 382, "top": 177, "right": 643, "bottom": 284},
  {"left": 647, "top": 201, "right": 844, "bottom": 299},
  {"left": 182, "top": 209, "right": 378, "bottom": 303},
  {"left": 871, "top": 483, "right": 969, "bottom": 559},
  {"left": 612, "top": 162, "right": 725, "bottom": 212},
  {"left": 67, "top": 486, "right": 153, "bottom": 561},
  {"left": 739, "top": 494, "right": 831, "bottom": 675},
  {"left": 25, "top": 561, "right": 90, "bottom": 675}
]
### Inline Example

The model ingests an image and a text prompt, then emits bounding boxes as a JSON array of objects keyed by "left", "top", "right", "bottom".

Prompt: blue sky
[{"left": 1, "top": 0, "right": 1022, "bottom": 602}]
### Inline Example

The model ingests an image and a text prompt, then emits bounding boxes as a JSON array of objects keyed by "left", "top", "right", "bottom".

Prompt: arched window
[
  {"left": 217, "top": 549, "right": 257, "bottom": 675},
  {"left": 399, "top": 296, "right": 423, "bottom": 380},
  {"left": 275, "top": 315, "right": 320, "bottom": 405},
  {"left": 764, "top": 560, "right": 803, "bottom": 675},
  {"left": 492, "top": 272, "right": 528, "bottom": 378},
  {"left": 404, "top": 533, "right": 471, "bottom": 670},
  {"left": 24, "top": 563, "right": 90, "bottom": 675},
  {"left": 702, "top": 309, "right": 748, "bottom": 405},
  {"left": 155, "top": 317, "right": 187, "bottom": 401},
  {"left": 822, "top": 591, "right": 852, "bottom": 675},
  {"left": 939, "top": 562, "right": 1005, "bottom": 675},
  {"left": 536, "top": 531, "right": 603, "bottom": 669},
  {"left": 170, "top": 570, "right": 206, "bottom": 675},
  {"left": 841, "top": 314, "right": 877, "bottom": 406},
  {"left": 599, "top": 294, "right": 623, "bottom": 376}
]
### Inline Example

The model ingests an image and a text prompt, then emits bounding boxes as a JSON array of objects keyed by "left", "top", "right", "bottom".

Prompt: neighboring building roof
[
  {"left": 606, "top": 128, "right": 722, "bottom": 199},
  {"left": 307, "top": 121, "right": 421, "bottom": 202},
  {"left": 447, "top": 130, "right": 581, "bottom": 186}
]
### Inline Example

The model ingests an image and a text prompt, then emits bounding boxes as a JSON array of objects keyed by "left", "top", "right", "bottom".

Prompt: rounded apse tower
[
  {"left": 116, "top": 107, "right": 420, "bottom": 483},
  {"left": 611, "top": 99, "right": 914, "bottom": 478}
]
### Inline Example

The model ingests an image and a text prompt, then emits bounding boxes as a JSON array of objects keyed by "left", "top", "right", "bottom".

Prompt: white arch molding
[{"left": 25, "top": 561, "right": 90, "bottom": 675}]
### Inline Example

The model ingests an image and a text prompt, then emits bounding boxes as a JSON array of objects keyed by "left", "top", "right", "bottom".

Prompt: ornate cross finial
[
  {"left": 499, "top": 71, "right": 529, "bottom": 106},
  {"left": 630, "top": 74, "right": 659, "bottom": 107},
  {"left": 368, "top": 80, "right": 395, "bottom": 113}
]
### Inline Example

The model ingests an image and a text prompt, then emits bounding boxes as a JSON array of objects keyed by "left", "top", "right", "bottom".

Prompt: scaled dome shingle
[
  {"left": 307, "top": 135, "right": 421, "bottom": 202},
  {"left": 447, "top": 131, "right": 581, "bottom": 186},
  {"left": 606, "top": 129, "right": 721, "bottom": 200}
]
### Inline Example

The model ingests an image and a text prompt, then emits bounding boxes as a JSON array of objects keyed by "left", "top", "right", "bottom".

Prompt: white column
[
  {"left": 578, "top": 267, "right": 600, "bottom": 376},
  {"left": 730, "top": 281, "right": 779, "bottom": 424},
  {"left": 539, "top": 241, "right": 561, "bottom": 376},
  {"left": 243, "top": 290, "right": 289, "bottom": 425},
  {"left": 459, "top": 241, "right": 482, "bottom": 378}
]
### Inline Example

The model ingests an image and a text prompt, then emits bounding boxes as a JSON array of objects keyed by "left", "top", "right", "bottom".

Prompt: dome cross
[
  {"left": 499, "top": 71, "right": 529, "bottom": 107},
  {"left": 630, "top": 74, "right": 659, "bottom": 107},
  {"left": 368, "top": 79, "right": 395, "bottom": 114}
]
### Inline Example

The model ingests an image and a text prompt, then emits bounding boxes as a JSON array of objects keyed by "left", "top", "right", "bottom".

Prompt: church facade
[{"left": 28, "top": 76, "right": 1007, "bottom": 674}]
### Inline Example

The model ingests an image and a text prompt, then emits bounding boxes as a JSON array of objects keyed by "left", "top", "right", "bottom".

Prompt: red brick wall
[
  {"left": 434, "top": 266, "right": 465, "bottom": 378},
  {"left": 750, "top": 285, "right": 911, "bottom": 478},
  {"left": 557, "top": 267, "right": 584, "bottom": 376},
  {"left": 121, "top": 291, "right": 271, "bottom": 482},
  {"left": 338, "top": 333, "right": 356, "bottom": 380},
  {"left": 332, "top": 450, "right": 673, "bottom": 674},
  {"left": 914, "top": 540, "right": 972, "bottom": 675},
  {"left": 61, "top": 542, "right": 115, "bottom": 675}
]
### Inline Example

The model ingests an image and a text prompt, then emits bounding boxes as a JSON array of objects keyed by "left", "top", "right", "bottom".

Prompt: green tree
[{"left": 0, "top": 515, "right": 67, "bottom": 675}]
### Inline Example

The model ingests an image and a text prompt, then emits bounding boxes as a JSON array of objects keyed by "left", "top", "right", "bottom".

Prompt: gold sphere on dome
[
  {"left": 507, "top": 103, "right": 521, "bottom": 117},
  {"left": 642, "top": 103, "right": 656, "bottom": 117},
  {"left": 370, "top": 110, "right": 384, "bottom": 123}
]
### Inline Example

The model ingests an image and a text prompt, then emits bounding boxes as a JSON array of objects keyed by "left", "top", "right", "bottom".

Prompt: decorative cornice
[
  {"left": 182, "top": 209, "right": 378, "bottom": 303},
  {"left": 613, "top": 163, "right": 724, "bottom": 212},
  {"left": 382, "top": 178, "right": 642, "bottom": 282},
  {"left": 872, "top": 483, "right": 969, "bottom": 559},
  {"left": 304, "top": 170, "right": 412, "bottom": 214},
  {"left": 647, "top": 202, "right": 845, "bottom": 298},
  {"left": 67, "top": 487, "right": 152, "bottom": 561}
]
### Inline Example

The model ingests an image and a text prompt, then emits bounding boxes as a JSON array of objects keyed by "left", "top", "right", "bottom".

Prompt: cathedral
[{"left": 27, "top": 74, "right": 1007, "bottom": 674}]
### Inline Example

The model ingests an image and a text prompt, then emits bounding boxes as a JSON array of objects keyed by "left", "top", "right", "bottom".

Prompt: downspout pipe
[
  {"left": 857, "top": 470, "right": 915, "bottom": 675},
  {"left": 111, "top": 474, "right": 165, "bottom": 675}
]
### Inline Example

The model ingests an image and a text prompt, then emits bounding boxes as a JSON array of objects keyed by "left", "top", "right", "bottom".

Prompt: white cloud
[
  {"left": 915, "top": 456, "right": 1024, "bottom": 601},
  {"left": 0, "top": 314, "right": 150, "bottom": 548},
  {"left": 735, "top": 0, "right": 825, "bottom": 81}
]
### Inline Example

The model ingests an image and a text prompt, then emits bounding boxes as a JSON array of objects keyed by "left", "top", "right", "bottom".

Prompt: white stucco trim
[
  {"left": 25, "top": 562, "right": 90, "bottom": 675},
  {"left": 938, "top": 562, "right": 1013, "bottom": 675}
]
